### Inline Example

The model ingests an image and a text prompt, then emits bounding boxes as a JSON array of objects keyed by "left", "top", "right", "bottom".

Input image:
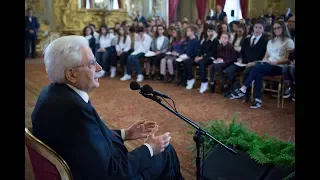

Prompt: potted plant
[{"left": 187, "top": 114, "right": 295, "bottom": 180}]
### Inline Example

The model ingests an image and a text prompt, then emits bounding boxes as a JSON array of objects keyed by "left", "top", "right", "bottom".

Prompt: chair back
[{"left": 25, "top": 127, "right": 73, "bottom": 180}]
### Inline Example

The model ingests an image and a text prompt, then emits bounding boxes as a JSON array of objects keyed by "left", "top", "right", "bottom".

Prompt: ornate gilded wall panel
[{"left": 25, "top": 0, "right": 129, "bottom": 54}]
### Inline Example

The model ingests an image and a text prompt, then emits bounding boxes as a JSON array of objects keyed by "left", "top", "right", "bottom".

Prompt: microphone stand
[{"left": 138, "top": 92, "right": 237, "bottom": 180}]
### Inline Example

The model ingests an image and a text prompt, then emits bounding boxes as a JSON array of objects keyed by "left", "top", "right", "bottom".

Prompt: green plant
[{"left": 187, "top": 114, "right": 295, "bottom": 179}]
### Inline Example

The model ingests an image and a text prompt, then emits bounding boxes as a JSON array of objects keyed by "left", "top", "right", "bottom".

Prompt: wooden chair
[
  {"left": 250, "top": 75, "right": 285, "bottom": 108},
  {"left": 25, "top": 127, "right": 73, "bottom": 180}
]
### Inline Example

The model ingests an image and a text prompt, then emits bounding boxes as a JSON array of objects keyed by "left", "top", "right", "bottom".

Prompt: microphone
[
  {"left": 141, "top": 84, "right": 171, "bottom": 99},
  {"left": 130, "top": 81, "right": 141, "bottom": 91}
]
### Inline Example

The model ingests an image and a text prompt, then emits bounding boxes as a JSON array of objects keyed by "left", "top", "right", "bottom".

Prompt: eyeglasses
[
  {"left": 288, "top": 20, "right": 295, "bottom": 23},
  {"left": 72, "top": 58, "right": 97, "bottom": 69}
]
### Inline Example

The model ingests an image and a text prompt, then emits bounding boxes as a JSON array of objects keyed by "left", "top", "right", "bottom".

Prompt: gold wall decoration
[
  {"left": 53, "top": 0, "right": 128, "bottom": 35},
  {"left": 248, "top": 0, "right": 295, "bottom": 17},
  {"left": 25, "top": 0, "right": 129, "bottom": 54}
]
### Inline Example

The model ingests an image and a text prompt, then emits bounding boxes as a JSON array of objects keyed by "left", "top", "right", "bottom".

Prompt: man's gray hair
[{"left": 43, "top": 35, "right": 89, "bottom": 83}]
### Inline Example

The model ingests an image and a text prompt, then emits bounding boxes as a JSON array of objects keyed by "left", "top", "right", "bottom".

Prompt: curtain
[
  {"left": 216, "top": 0, "right": 226, "bottom": 10},
  {"left": 196, "top": 0, "right": 207, "bottom": 22},
  {"left": 240, "top": 0, "right": 248, "bottom": 19},
  {"left": 118, "top": 0, "right": 122, "bottom": 8},
  {"left": 169, "top": 0, "right": 179, "bottom": 22}
]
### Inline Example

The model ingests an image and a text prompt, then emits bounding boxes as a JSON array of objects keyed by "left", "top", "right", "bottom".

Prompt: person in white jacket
[{"left": 121, "top": 27, "right": 152, "bottom": 82}]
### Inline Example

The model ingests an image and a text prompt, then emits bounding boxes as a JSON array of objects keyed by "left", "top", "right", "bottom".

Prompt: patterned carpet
[{"left": 25, "top": 58, "right": 295, "bottom": 180}]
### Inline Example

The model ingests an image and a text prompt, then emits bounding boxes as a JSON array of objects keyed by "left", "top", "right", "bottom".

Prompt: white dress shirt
[
  {"left": 156, "top": 35, "right": 165, "bottom": 50},
  {"left": 267, "top": 37, "right": 295, "bottom": 65},
  {"left": 66, "top": 84, "right": 154, "bottom": 157},
  {"left": 233, "top": 36, "right": 243, "bottom": 52},
  {"left": 99, "top": 34, "right": 115, "bottom": 48},
  {"left": 116, "top": 35, "right": 131, "bottom": 52},
  {"left": 133, "top": 33, "right": 153, "bottom": 54},
  {"left": 93, "top": 32, "right": 100, "bottom": 44},
  {"left": 250, "top": 34, "right": 262, "bottom": 46}
]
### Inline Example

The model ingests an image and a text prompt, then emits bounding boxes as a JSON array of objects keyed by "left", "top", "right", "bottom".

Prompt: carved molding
[{"left": 52, "top": 0, "right": 128, "bottom": 34}]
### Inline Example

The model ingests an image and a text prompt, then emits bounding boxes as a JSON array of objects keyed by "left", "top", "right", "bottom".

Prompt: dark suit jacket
[
  {"left": 31, "top": 83, "right": 153, "bottom": 179},
  {"left": 281, "top": 13, "right": 293, "bottom": 21},
  {"left": 215, "top": 11, "right": 227, "bottom": 22},
  {"left": 25, "top": 16, "right": 39, "bottom": 36}
]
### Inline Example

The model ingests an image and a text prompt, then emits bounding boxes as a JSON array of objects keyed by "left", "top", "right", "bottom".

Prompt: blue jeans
[
  {"left": 244, "top": 63, "right": 282, "bottom": 99},
  {"left": 282, "top": 65, "right": 295, "bottom": 85},
  {"left": 126, "top": 53, "right": 145, "bottom": 75},
  {"left": 96, "top": 49, "right": 112, "bottom": 71},
  {"left": 209, "top": 63, "right": 225, "bottom": 83},
  {"left": 223, "top": 64, "right": 245, "bottom": 91}
]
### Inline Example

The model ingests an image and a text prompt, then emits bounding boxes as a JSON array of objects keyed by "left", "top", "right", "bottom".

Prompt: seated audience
[
  {"left": 209, "top": 32, "right": 237, "bottom": 93},
  {"left": 231, "top": 21, "right": 294, "bottom": 108},
  {"left": 83, "top": 26, "right": 96, "bottom": 56},
  {"left": 121, "top": 27, "right": 152, "bottom": 82},
  {"left": 110, "top": 26, "right": 132, "bottom": 78},
  {"left": 146, "top": 25, "right": 169, "bottom": 80},
  {"left": 225, "top": 20, "right": 267, "bottom": 98},
  {"left": 232, "top": 23, "right": 247, "bottom": 57},
  {"left": 96, "top": 25, "right": 116, "bottom": 74},
  {"left": 32, "top": 35, "right": 183, "bottom": 180},
  {"left": 160, "top": 28, "right": 185, "bottom": 82},
  {"left": 175, "top": 25, "right": 200, "bottom": 89},
  {"left": 194, "top": 25, "right": 219, "bottom": 93}
]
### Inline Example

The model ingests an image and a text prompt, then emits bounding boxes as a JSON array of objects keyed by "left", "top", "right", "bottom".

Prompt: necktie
[{"left": 251, "top": 38, "right": 256, "bottom": 47}]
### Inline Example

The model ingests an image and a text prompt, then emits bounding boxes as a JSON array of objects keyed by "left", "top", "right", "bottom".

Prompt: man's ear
[{"left": 65, "top": 68, "right": 77, "bottom": 83}]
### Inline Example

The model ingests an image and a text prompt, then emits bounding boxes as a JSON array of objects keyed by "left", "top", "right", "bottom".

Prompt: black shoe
[
  {"left": 168, "top": 75, "right": 174, "bottom": 83},
  {"left": 157, "top": 74, "right": 164, "bottom": 81},
  {"left": 283, "top": 87, "right": 291, "bottom": 98},
  {"left": 292, "top": 93, "right": 295, "bottom": 101},
  {"left": 250, "top": 99, "right": 262, "bottom": 109},
  {"left": 175, "top": 79, "right": 182, "bottom": 86},
  {"left": 151, "top": 74, "right": 156, "bottom": 80},
  {"left": 229, "top": 89, "right": 245, "bottom": 99},
  {"left": 210, "top": 83, "right": 216, "bottom": 93}
]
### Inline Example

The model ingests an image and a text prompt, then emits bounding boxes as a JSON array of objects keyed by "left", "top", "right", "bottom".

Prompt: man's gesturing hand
[{"left": 145, "top": 125, "right": 171, "bottom": 155}]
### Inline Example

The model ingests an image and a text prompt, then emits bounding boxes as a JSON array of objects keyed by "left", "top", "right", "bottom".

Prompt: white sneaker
[
  {"left": 136, "top": 74, "right": 144, "bottom": 82},
  {"left": 120, "top": 74, "right": 131, "bottom": 81},
  {"left": 110, "top": 66, "right": 116, "bottom": 78},
  {"left": 186, "top": 79, "right": 195, "bottom": 90},
  {"left": 199, "top": 82, "right": 208, "bottom": 93}
]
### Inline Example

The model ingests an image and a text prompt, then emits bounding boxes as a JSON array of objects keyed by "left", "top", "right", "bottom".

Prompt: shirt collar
[{"left": 66, "top": 84, "right": 89, "bottom": 103}]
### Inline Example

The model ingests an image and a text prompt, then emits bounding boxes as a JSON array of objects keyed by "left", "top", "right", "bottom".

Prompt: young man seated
[
  {"left": 223, "top": 20, "right": 268, "bottom": 99},
  {"left": 120, "top": 27, "right": 153, "bottom": 82},
  {"left": 194, "top": 25, "right": 219, "bottom": 93},
  {"left": 175, "top": 25, "right": 200, "bottom": 89}
]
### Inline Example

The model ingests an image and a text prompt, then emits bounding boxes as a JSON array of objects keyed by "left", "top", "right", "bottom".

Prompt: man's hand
[
  {"left": 265, "top": 60, "right": 278, "bottom": 65},
  {"left": 97, "top": 48, "right": 106, "bottom": 52},
  {"left": 172, "top": 51, "right": 178, "bottom": 56},
  {"left": 117, "top": 51, "right": 123, "bottom": 56},
  {"left": 29, "top": 29, "right": 34, "bottom": 34},
  {"left": 125, "top": 120, "right": 156, "bottom": 140},
  {"left": 246, "top": 62, "right": 256, "bottom": 68},
  {"left": 194, "top": 56, "right": 202, "bottom": 63},
  {"left": 145, "top": 125, "right": 171, "bottom": 155}
]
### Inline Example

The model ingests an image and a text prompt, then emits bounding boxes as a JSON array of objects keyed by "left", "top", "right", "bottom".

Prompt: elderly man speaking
[{"left": 31, "top": 36, "right": 184, "bottom": 180}]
